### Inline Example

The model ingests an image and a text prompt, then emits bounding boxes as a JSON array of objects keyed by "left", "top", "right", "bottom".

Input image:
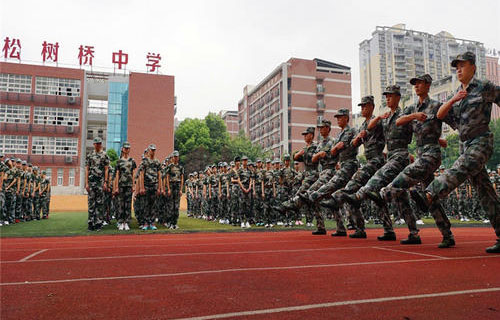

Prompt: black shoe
[
  {"left": 410, "top": 189, "right": 430, "bottom": 212},
  {"left": 400, "top": 235, "right": 422, "bottom": 245},
  {"left": 485, "top": 240, "right": 500, "bottom": 253},
  {"left": 312, "top": 229, "right": 327, "bottom": 235},
  {"left": 366, "top": 191, "right": 385, "bottom": 208},
  {"left": 343, "top": 193, "right": 361, "bottom": 208},
  {"left": 377, "top": 232, "right": 397, "bottom": 241},
  {"left": 438, "top": 237, "right": 455, "bottom": 248},
  {"left": 87, "top": 223, "right": 95, "bottom": 231},
  {"left": 349, "top": 230, "right": 367, "bottom": 238},
  {"left": 331, "top": 231, "right": 347, "bottom": 237}
]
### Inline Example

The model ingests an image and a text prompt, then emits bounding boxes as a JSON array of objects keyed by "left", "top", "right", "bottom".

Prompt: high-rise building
[
  {"left": 238, "top": 57, "right": 351, "bottom": 158},
  {"left": 219, "top": 110, "right": 239, "bottom": 137},
  {"left": 486, "top": 54, "right": 500, "bottom": 121},
  {"left": 360, "top": 24, "right": 486, "bottom": 113},
  {"left": 0, "top": 62, "right": 175, "bottom": 194}
]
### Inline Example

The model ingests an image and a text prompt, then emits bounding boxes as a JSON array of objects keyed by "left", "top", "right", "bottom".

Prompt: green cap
[
  {"left": 301, "top": 127, "right": 315, "bottom": 135},
  {"left": 234, "top": 156, "right": 241, "bottom": 162},
  {"left": 172, "top": 150, "right": 179, "bottom": 157},
  {"left": 93, "top": 137, "right": 102, "bottom": 144},
  {"left": 41, "top": 170, "right": 46, "bottom": 175},
  {"left": 122, "top": 141, "right": 131, "bottom": 148},
  {"left": 451, "top": 51, "right": 475, "bottom": 67},
  {"left": 410, "top": 74, "right": 433, "bottom": 85},
  {"left": 357, "top": 95, "right": 375, "bottom": 106},
  {"left": 334, "top": 109, "right": 350, "bottom": 117},
  {"left": 265, "top": 158, "right": 271, "bottom": 163},
  {"left": 283, "top": 154, "right": 291, "bottom": 161},
  {"left": 148, "top": 144, "right": 156, "bottom": 150},
  {"left": 383, "top": 85, "right": 401, "bottom": 96},
  {"left": 241, "top": 156, "right": 248, "bottom": 161},
  {"left": 317, "top": 119, "right": 332, "bottom": 127}
]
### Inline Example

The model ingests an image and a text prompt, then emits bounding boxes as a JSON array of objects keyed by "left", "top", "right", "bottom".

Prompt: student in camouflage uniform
[
  {"left": 133, "top": 152, "right": 147, "bottom": 227},
  {"left": 208, "top": 164, "right": 219, "bottom": 221},
  {"left": 23, "top": 164, "right": 34, "bottom": 220},
  {"left": 252, "top": 159, "right": 265, "bottom": 226},
  {"left": 309, "top": 109, "right": 359, "bottom": 236},
  {"left": 279, "top": 155, "right": 296, "bottom": 226},
  {"left": 0, "top": 154, "right": 6, "bottom": 224},
  {"left": 186, "top": 173, "right": 194, "bottom": 217},
  {"left": 39, "top": 171, "right": 51, "bottom": 219},
  {"left": 2, "top": 158, "right": 19, "bottom": 224},
  {"left": 165, "top": 150, "right": 184, "bottom": 229},
  {"left": 219, "top": 164, "right": 231, "bottom": 223},
  {"left": 85, "top": 137, "right": 110, "bottom": 231},
  {"left": 263, "top": 159, "right": 277, "bottom": 227},
  {"left": 237, "top": 156, "right": 253, "bottom": 228},
  {"left": 272, "top": 159, "right": 283, "bottom": 224},
  {"left": 345, "top": 85, "right": 412, "bottom": 241},
  {"left": 113, "top": 141, "right": 136, "bottom": 231},
  {"left": 415, "top": 52, "right": 500, "bottom": 253},
  {"left": 291, "top": 161, "right": 308, "bottom": 225},
  {"left": 333, "top": 96, "right": 385, "bottom": 238},
  {"left": 380, "top": 74, "right": 454, "bottom": 247},
  {"left": 103, "top": 166, "right": 114, "bottom": 224},
  {"left": 31, "top": 166, "right": 41, "bottom": 220},
  {"left": 139, "top": 144, "right": 162, "bottom": 230},
  {"left": 14, "top": 159, "right": 24, "bottom": 221}
]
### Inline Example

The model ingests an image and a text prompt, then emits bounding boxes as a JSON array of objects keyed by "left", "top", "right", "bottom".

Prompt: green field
[{"left": 0, "top": 211, "right": 488, "bottom": 238}]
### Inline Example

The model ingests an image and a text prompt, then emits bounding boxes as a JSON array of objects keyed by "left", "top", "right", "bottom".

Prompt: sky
[{"left": 1, "top": 0, "right": 499, "bottom": 120}]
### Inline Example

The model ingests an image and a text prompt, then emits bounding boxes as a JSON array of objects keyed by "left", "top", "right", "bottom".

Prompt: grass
[{"left": 0, "top": 211, "right": 490, "bottom": 238}]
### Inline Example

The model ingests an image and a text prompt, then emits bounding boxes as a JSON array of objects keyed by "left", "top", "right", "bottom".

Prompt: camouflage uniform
[
  {"left": 382, "top": 95, "right": 453, "bottom": 239},
  {"left": 238, "top": 166, "right": 252, "bottom": 223},
  {"left": 39, "top": 176, "right": 50, "bottom": 218},
  {"left": 220, "top": 170, "right": 230, "bottom": 221},
  {"left": 279, "top": 162, "right": 296, "bottom": 225},
  {"left": 86, "top": 150, "right": 110, "bottom": 228},
  {"left": 0, "top": 159, "right": 6, "bottom": 222},
  {"left": 252, "top": 165, "right": 265, "bottom": 224},
  {"left": 165, "top": 161, "right": 184, "bottom": 226},
  {"left": 32, "top": 170, "right": 41, "bottom": 220},
  {"left": 294, "top": 138, "right": 320, "bottom": 225},
  {"left": 140, "top": 157, "right": 161, "bottom": 225},
  {"left": 115, "top": 157, "right": 137, "bottom": 224},
  {"left": 426, "top": 77, "right": 500, "bottom": 240},
  {"left": 133, "top": 161, "right": 144, "bottom": 225},
  {"left": 103, "top": 166, "right": 114, "bottom": 223},
  {"left": 15, "top": 166, "right": 25, "bottom": 220},
  {"left": 263, "top": 165, "right": 277, "bottom": 225},
  {"left": 2, "top": 164, "right": 18, "bottom": 223}
]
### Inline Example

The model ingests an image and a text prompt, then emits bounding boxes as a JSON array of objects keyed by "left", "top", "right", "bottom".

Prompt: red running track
[{"left": 1, "top": 227, "right": 500, "bottom": 320}]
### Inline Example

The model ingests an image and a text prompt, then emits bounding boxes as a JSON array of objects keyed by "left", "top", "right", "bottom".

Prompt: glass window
[
  {"left": 33, "top": 107, "right": 79, "bottom": 126},
  {"left": 35, "top": 76, "right": 81, "bottom": 97},
  {"left": 0, "top": 104, "right": 30, "bottom": 123},
  {"left": 0, "top": 135, "right": 28, "bottom": 154},
  {"left": 0, "top": 73, "right": 32, "bottom": 93},
  {"left": 45, "top": 168, "right": 52, "bottom": 183},
  {"left": 68, "top": 168, "right": 75, "bottom": 186},
  {"left": 57, "top": 168, "right": 63, "bottom": 186},
  {"left": 32, "top": 136, "right": 78, "bottom": 156}
]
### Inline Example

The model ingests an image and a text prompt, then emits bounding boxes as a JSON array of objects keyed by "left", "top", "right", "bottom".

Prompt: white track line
[
  {"left": 172, "top": 287, "right": 500, "bottom": 320},
  {"left": 1, "top": 240, "right": 494, "bottom": 264},
  {"left": 2, "top": 255, "right": 498, "bottom": 287},
  {"left": 373, "top": 247, "right": 449, "bottom": 259},
  {"left": 17, "top": 249, "right": 48, "bottom": 262}
]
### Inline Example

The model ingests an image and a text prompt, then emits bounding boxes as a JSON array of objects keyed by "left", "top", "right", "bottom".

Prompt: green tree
[
  {"left": 223, "top": 131, "right": 270, "bottom": 162},
  {"left": 174, "top": 118, "right": 212, "bottom": 164},
  {"left": 487, "top": 118, "right": 500, "bottom": 170},
  {"left": 205, "top": 113, "right": 230, "bottom": 155},
  {"left": 106, "top": 149, "right": 119, "bottom": 168},
  {"left": 441, "top": 133, "right": 460, "bottom": 168}
]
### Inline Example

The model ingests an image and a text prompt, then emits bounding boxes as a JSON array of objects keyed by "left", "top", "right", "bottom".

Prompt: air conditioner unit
[
  {"left": 67, "top": 96, "right": 76, "bottom": 104},
  {"left": 65, "top": 156, "right": 73, "bottom": 163},
  {"left": 66, "top": 126, "right": 75, "bottom": 133}
]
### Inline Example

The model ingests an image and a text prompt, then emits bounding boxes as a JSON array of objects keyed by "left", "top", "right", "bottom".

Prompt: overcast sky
[{"left": 1, "top": 0, "right": 499, "bottom": 120}]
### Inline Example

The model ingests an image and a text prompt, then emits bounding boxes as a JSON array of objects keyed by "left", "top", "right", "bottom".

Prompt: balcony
[
  {"left": 0, "top": 92, "right": 81, "bottom": 106},
  {"left": 316, "top": 84, "right": 325, "bottom": 96},
  {"left": 1, "top": 122, "right": 80, "bottom": 135}
]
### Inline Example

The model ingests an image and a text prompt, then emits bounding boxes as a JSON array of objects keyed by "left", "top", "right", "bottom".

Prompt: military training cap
[
  {"left": 122, "top": 141, "right": 131, "bottom": 148},
  {"left": 230, "top": 161, "right": 235, "bottom": 166},
  {"left": 28, "top": 163, "right": 33, "bottom": 167},
  {"left": 265, "top": 158, "right": 271, "bottom": 163},
  {"left": 334, "top": 108, "right": 350, "bottom": 117},
  {"left": 272, "top": 159, "right": 280, "bottom": 164},
  {"left": 283, "top": 154, "right": 291, "bottom": 161},
  {"left": 33, "top": 166, "right": 39, "bottom": 171},
  {"left": 317, "top": 119, "right": 332, "bottom": 127},
  {"left": 357, "top": 95, "right": 375, "bottom": 106},
  {"left": 497, "top": 164, "right": 500, "bottom": 169},
  {"left": 383, "top": 85, "right": 401, "bottom": 96},
  {"left": 16, "top": 158, "right": 22, "bottom": 163},
  {"left": 21, "top": 160, "right": 27, "bottom": 165},
  {"left": 256, "top": 158, "right": 262, "bottom": 163},
  {"left": 410, "top": 74, "right": 433, "bottom": 85},
  {"left": 241, "top": 156, "right": 248, "bottom": 161},
  {"left": 301, "top": 127, "right": 315, "bottom": 135},
  {"left": 451, "top": 51, "right": 476, "bottom": 68},
  {"left": 234, "top": 156, "right": 241, "bottom": 162},
  {"left": 93, "top": 137, "right": 102, "bottom": 144},
  {"left": 41, "top": 170, "right": 46, "bottom": 175},
  {"left": 439, "top": 165, "right": 445, "bottom": 170},
  {"left": 248, "top": 161, "right": 254, "bottom": 166},
  {"left": 172, "top": 150, "right": 179, "bottom": 157},
  {"left": 148, "top": 144, "right": 156, "bottom": 150}
]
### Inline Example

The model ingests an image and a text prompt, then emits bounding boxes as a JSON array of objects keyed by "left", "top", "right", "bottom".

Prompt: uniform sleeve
[
  {"left": 132, "top": 159, "right": 137, "bottom": 171},
  {"left": 483, "top": 81, "right": 500, "bottom": 105},
  {"left": 85, "top": 154, "right": 90, "bottom": 167},
  {"left": 341, "top": 128, "right": 356, "bottom": 144},
  {"left": 103, "top": 154, "right": 110, "bottom": 167},
  {"left": 402, "top": 104, "right": 414, "bottom": 116},
  {"left": 442, "top": 101, "right": 458, "bottom": 130}
]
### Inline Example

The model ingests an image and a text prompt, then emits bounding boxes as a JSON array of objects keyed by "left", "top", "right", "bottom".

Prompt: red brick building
[
  {"left": 219, "top": 110, "right": 239, "bottom": 137},
  {"left": 0, "top": 62, "right": 175, "bottom": 194},
  {"left": 238, "top": 58, "right": 351, "bottom": 158},
  {"left": 486, "top": 55, "right": 500, "bottom": 121}
]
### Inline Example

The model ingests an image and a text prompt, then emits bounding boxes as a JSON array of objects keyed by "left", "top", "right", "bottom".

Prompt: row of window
[
  {"left": 43, "top": 168, "right": 76, "bottom": 186},
  {"left": 0, "top": 104, "right": 80, "bottom": 126},
  {"left": 0, "top": 135, "right": 78, "bottom": 156},
  {"left": 0, "top": 73, "right": 81, "bottom": 97}
]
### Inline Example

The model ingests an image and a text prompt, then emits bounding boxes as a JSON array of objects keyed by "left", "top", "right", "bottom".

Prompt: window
[
  {"left": 45, "top": 168, "right": 52, "bottom": 183},
  {"left": 0, "top": 73, "right": 32, "bottom": 93},
  {"left": 0, "top": 104, "right": 30, "bottom": 123},
  {"left": 33, "top": 107, "right": 79, "bottom": 126},
  {"left": 97, "top": 130, "right": 104, "bottom": 138},
  {"left": 69, "top": 168, "right": 75, "bottom": 186},
  {"left": 57, "top": 168, "right": 64, "bottom": 186},
  {"left": 35, "top": 76, "right": 81, "bottom": 97},
  {"left": 32, "top": 136, "right": 78, "bottom": 155},
  {"left": 87, "top": 129, "right": 94, "bottom": 140},
  {"left": 0, "top": 135, "right": 28, "bottom": 154}
]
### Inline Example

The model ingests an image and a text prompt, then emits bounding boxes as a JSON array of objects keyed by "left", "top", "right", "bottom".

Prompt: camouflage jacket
[
  {"left": 166, "top": 163, "right": 184, "bottom": 184},
  {"left": 444, "top": 78, "right": 500, "bottom": 142},
  {"left": 382, "top": 107, "right": 412, "bottom": 154},
  {"left": 209, "top": 173, "right": 219, "bottom": 191},
  {"left": 293, "top": 170, "right": 304, "bottom": 188},
  {"left": 336, "top": 125, "right": 358, "bottom": 162},
  {"left": 238, "top": 167, "right": 252, "bottom": 189},
  {"left": 279, "top": 166, "right": 296, "bottom": 188},
  {"left": 263, "top": 169, "right": 275, "bottom": 189},
  {"left": 253, "top": 168, "right": 265, "bottom": 191},
  {"left": 316, "top": 135, "right": 337, "bottom": 169},
  {"left": 85, "top": 150, "right": 110, "bottom": 187},
  {"left": 40, "top": 177, "right": 50, "bottom": 196},
  {"left": 220, "top": 173, "right": 230, "bottom": 196},
  {"left": 403, "top": 96, "right": 442, "bottom": 147},
  {"left": 295, "top": 142, "right": 318, "bottom": 171},
  {"left": 361, "top": 116, "right": 385, "bottom": 159},
  {"left": 2, "top": 167, "right": 18, "bottom": 192},
  {"left": 116, "top": 157, "right": 137, "bottom": 188},
  {"left": 140, "top": 157, "right": 161, "bottom": 188}
]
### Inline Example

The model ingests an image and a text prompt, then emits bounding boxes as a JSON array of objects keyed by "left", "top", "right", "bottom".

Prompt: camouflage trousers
[
  {"left": 24, "top": 195, "right": 33, "bottom": 219},
  {"left": 382, "top": 145, "right": 452, "bottom": 238},
  {"left": 167, "top": 183, "right": 181, "bottom": 226},
  {"left": 229, "top": 185, "right": 239, "bottom": 222},
  {"left": 312, "top": 161, "right": 358, "bottom": 232},
  {"left": 238, "top": 187, "right": 252, "bottom": 222},
  {"left": 253, "top": 187, "right": 264, "bottom": 223},
  {"left": 133, "top": 193, "right": 144, "bottom": 225},
  {"left": 87, "top": 186, "right": 104, "bottom": 226},
  {"left": 40, "top": 194, "right": 49, "bottom": 218},
  {"left": 143, "top": 186, "right": 158, "bottom": 224},
  {"left": 263, "top": 187, "right": 276, "bottom": 224},
  {"left": 298, "top": 170, "right": 319, "bottom": 224},
  {"left": 32, "top": 195, "right": 40, "bottom": 219},
  {"left": 337, "top": 156, "right": 385, "bottom": 232},
  {"left": 15, "top": 194, "right": 23, "bottom": 219},
  {"left": 116, "top": 186, "right": 133, "bottom": 223},
  {"left": 219, "top": 195, "right": 229, "bottom": 220},
  {"left": 210, "top": 188, "right": 219, "bottom": 218},
  {"left": 103, "top": 191, "right": 113, "bottom": 222},
  {"left": 306, "top": 168, "right": 335, "bottom": 231},
  {"left": 427, "top": 133, "right": 500, "bottom": 238},
  {"left": 0, "top": 191, "right": 5, "bottom": 221}
]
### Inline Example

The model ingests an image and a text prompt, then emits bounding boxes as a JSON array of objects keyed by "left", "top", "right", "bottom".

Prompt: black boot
[
  {"left": 438, "top": 237, "right": 456, "bottom": 248},
  {"left": 485, "top": 240, "right": 500, "bottom": 253},
  {"left": 331, "top": 231, "right": 347, "bottom": 237},
  {"left": 312, "top": 229, "right": 327, "bottom": 235},
  {"left": 400, "top": 234, "right": 422, "bottom": 245},
  {"left": 377, "top": 232, "right": 396, "bottom": 241},
  {"left": 349, "top": 230, "right": 367, "bottom": 238}
]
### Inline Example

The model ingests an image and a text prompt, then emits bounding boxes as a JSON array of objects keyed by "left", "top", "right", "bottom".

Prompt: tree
[
  {"left": 224, "top": 131, "right": 270, "bottom": 161},
  {"left": 442, "top": 133, "right": 460, "bottom": 168},
  {"left": 205, "top": 112, "right": 230, "bottom": 156},
  {"left": 106, "top": 149, "right": 118, "bottom": 168},
  {"left": 487, "top": 118, "right": 500, "bottom": 170},
  {"left": 174, "top": 118, "right": 211, "bottom": 164}
]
